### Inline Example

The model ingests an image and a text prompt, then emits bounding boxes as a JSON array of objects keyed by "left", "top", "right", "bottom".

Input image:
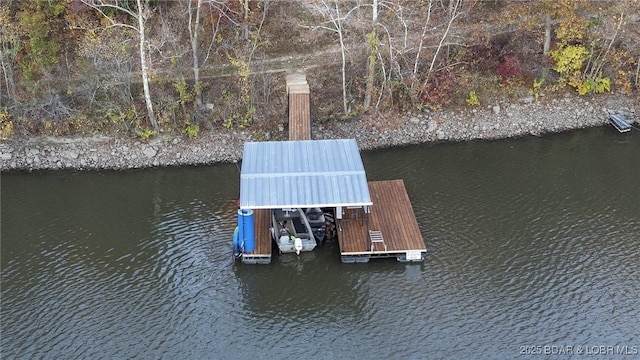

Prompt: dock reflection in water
[{"left": 2, "top": 127, "right": 639, "bottom": 358}]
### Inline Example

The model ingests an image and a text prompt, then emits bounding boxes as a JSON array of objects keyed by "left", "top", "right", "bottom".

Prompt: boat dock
[
  {"left": 338, "top": 180, "right": 427, "bottom": 263},
  {"left": 236, "top": 73, "right": 427, "bottom": 264}
]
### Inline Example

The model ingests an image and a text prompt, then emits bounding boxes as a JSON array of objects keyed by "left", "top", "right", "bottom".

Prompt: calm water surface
[{"left": 2, "top": 127, "right": 639, "bottom": 359}]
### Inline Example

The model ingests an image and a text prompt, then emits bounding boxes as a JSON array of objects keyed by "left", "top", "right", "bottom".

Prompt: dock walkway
[
  {"left": 286, "top": 73, "right": 311, "bottom": 141},
  {"left": 338, "top": 180, "right": 427, "bottom": 263}
]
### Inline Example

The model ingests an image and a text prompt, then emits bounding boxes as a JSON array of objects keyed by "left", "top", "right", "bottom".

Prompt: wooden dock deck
[
  {"left": 338, "top": 180, "right": 427, "bottom": 263},
  {"left": 286, "top": 73, "right": 311, "bottom": 140},
  {"left": 241, "top": 209, "right": 272, "bottom": 264}
]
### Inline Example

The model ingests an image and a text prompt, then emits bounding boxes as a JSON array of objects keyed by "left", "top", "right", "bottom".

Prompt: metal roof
[{"left": 239, "top": 139, "right": 372, "bottom": 209}]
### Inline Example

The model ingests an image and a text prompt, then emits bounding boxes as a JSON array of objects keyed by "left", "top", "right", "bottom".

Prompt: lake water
[{"left": 2, "top": 127, "right": 639, "bottom": 359}]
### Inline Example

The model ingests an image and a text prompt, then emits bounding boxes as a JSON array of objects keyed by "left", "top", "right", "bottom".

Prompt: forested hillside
[{"left": 1, "top": 0, "right": 638, "bottom": 139}]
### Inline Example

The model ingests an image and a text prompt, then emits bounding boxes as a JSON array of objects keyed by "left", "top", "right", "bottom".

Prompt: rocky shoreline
[{"left": 1, "top": 92, "right": 636, "bottom": 172}]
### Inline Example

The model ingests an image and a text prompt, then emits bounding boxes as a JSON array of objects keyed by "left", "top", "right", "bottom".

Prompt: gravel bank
[{"left": 1, "top": 93, "right": 637, "bottom": 172}]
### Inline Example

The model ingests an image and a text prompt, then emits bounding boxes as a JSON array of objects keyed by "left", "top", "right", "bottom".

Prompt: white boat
[{"left": 271, "top": 208, "right": 316, "bottom": 254}]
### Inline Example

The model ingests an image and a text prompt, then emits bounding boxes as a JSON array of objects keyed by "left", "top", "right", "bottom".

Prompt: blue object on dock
[
  {"left": 237, "top": 209, "right": 255, "bottom": 253},
  {"left": 609, "top": 114, "right": 631, "bottom": 133}
]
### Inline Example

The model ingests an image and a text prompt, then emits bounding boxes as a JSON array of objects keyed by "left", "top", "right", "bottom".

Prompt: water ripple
[{"left": 3, "top": 130, "right": 640, "bottom": 358}]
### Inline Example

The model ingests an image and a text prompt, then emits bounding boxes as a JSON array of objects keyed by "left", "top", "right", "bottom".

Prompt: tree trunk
[
  {"left": 448, "top": 0, "right": 457, "bottom": 17},
  {"left": 363, "top": 33, "right": 375, "bottom": 112},
  {"left": 363, "top": 0, "right": 378, "bottom": 112},
  {"left": 338, "top": 24, "right": 347, "bottom": 115},
  {"left": 191, "top": 0, "right": 203, "bottom": 108},
  {"left": 412, "top": 0, "right": 433, "bottom": 91},
  {"left": 428, "top": 0, "right": 459, "bottom": 77},
  {"left": 136, "top": 0, "right": 158, "bottom": 130},
  {"left": 0, "top": 50, "right": 13, "bottom": 99},
  {"left": 242, "top": 0, "right": 249, "bottom": 41},
  {"left": 543, "top": 13, "right": 551, "bottom": 55},
  {"left": 635, "top": 57, "right": 640, "bottom": 86}
]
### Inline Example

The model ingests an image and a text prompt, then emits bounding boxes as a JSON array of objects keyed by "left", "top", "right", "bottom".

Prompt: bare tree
[
  {"left": 413, "top": 0, "right": 434, "bottom": 79},
  {"left": 82, "top": 0, "right": 158, "bottom": 130},
  {"left": 186, "top": 0, "right": 231, "bottom": 108},
  {"left": 427, "top": 0, "right": 462, "bottom": 78},
  {"left": 543, "top": 13, "right": 551, "bottom": 55},
  {"left": 636, "top": 57, "right": 640, "bottom": 88},
  {"left": 311, "top": 0, "right": 361, "bottom": 115},
  {"left": 0, "top": 5, "right": 18, "bottom": 105},
  {"left": 241, "top": 0, "right": 249, "bottom": 41},
  {"left": 362, "top": 0, "right": 378, "bottom": 112},
  {"left": 188, "top": 0, "right": 204, "bottom": 107},
  {"left": 76, "top": 26, "right": 135, "bottom": 108},
  {"left": 584, "top": 10, "right": 625, "bottom": 80}
]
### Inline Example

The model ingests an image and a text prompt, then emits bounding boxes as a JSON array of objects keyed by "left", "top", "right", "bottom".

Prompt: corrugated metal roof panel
[{"left": 239, "top": 139, "right": 372, "bottom": 209}]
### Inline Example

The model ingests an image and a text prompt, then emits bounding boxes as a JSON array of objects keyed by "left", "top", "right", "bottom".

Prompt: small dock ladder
[{"left": 369, "top": 230, "right": 387, "bottom": 252}]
